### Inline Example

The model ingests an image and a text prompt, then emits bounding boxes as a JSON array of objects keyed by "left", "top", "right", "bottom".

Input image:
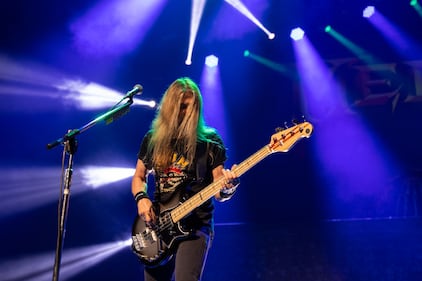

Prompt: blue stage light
[
  {"left": 290, "top": 28, "right": 305, "bottom": 41},
  {"left": 205, "top": 55, "right": 219, "bottom": 67},
  {"left": 363, "top": 6, "right": 375, "bottom": 18}
]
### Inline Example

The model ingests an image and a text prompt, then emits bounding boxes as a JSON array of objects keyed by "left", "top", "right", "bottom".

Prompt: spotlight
[
  {"left": 268, "top": 33, "right": 276, "bottom": 40},
  {"left": 325, "top": 25, "right": 332, "bottom": 33},
  {"left": 290, "top": 27, "right": 305, "bottom": 41},
  {"left": 243, "top": 50, "right": 250, "bottom": 57},
  {"left": 133, "top": 98, "right": 156, "bottom": 108},
  {"left": 80, "top": 166, "right": 135, "bottom": 188},
  {"left": 363, "top": 6, "right": 375, "bottom": 18},
  {"left": 205, "top": 55, "right": 219, "bottom": 67},
  {"left": 410, "top": 0, "right": 422, "bottom": 17},
  {"left": 409, "top": 0, "right": 422, "bottom": 17},
  {"left": 119, "top": 238, "right": 134, "bottom": 247},
  {"left": 185, "top": 59, "right": 192, "bottom": 65}
]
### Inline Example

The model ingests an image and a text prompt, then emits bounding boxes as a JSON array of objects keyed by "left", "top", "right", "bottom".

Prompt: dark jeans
[{"left": 144, "top": 231, "right": 212, "bottom": 281}]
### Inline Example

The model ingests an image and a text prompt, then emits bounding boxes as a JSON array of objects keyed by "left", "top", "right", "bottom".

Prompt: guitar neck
[{"left": 170, "top": 145, "right": 273, "bottom": 223}]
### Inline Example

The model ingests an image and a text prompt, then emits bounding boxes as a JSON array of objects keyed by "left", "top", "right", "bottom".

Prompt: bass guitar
[{"left": 131, "top": 121, "right": 313, "bottom": 267}]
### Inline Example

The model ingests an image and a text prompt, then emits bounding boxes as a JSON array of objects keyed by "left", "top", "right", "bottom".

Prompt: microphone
[{"left": 124, "top": 84, "right": 143, "bottom": 99}]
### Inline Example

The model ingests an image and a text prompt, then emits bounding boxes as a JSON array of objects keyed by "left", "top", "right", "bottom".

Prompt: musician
[{"left": 131, "top": 77, "right": 240, "bottom": 281}]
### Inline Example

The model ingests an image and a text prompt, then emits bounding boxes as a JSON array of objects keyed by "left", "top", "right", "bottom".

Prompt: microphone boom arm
[{"left": 46, "top": 98, "right": 133, "bottom": 150}]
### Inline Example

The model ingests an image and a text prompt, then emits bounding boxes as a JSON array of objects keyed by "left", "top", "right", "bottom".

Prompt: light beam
[
  {"left": 225, "top": 0, "right": 275, "bottom": 39},
  {"left": 0, "top": 241, "right": 129, "bottom": 281},
  {"left": 185, "top": 0, "right": 207, "bottom": 65}
]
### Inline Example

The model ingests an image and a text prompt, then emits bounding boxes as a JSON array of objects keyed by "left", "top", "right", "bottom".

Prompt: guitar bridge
[{"left": 132, "top": 227, "right": 158, "bottom": 250}]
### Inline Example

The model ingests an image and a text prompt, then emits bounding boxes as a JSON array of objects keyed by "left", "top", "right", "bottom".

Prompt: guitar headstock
[{"left": 269, "top": 121, "right": 313, "bottom": 153}]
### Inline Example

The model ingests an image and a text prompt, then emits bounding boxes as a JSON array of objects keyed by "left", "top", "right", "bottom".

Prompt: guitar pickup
[{"left": 150, "top": 229, "right": 158, "bottom": 242}]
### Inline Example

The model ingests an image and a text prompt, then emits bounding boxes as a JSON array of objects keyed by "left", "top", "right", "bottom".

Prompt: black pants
[{"left": 144, "top": 231, "right": 212, "bottom": 281}]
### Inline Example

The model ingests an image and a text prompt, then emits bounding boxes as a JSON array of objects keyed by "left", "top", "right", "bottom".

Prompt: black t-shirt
[{"left": 137, "top": 130, "right": 227, "bottom": 233}]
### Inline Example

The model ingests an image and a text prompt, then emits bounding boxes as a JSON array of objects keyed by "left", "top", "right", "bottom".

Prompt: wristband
[{"left": 134, "top": 191, "right": 149, "bottom": 203}]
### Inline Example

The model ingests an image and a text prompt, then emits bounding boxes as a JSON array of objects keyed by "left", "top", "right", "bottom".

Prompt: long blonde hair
[{"left": 149, "top": 77, "right": 215, "bottom": 169}]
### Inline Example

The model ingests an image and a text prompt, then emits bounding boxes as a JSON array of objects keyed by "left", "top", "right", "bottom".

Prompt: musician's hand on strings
[
  {"left": 221, "top": 165, "right": 239, "bottom": 188},
  {"left": 218, "top": 165, "right": 240, "bottom": 201},
  {"left": 137, "top": 198, "right": 156, "bottom": 223}
]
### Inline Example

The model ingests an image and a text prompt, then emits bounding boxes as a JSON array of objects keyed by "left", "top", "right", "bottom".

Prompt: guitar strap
[{"left": 195, "top": 140, "right": 210, "bottom": 186}]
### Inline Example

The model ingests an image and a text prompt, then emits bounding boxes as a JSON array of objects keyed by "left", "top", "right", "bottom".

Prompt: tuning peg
[
  {"left": 275, "top": 127, "right": 283, "bottom": 133},
  {"left": 292, "top": 118, "right": 298, "bottom": 125}
]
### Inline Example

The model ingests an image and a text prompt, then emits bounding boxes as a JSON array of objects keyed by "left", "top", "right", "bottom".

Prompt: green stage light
[
  {"left": 324, "top": 26, "right": 378, "bottom": 64},
  {"left": 410, "top": 0, "right": 422, "bottom": 17},
  {"left": 325, "top": 25, "right": 332, "bottom": 33}
]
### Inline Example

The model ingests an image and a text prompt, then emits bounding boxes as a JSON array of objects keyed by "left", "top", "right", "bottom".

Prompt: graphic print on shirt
[{"left": 158, "top": 152, "right": 189, "bottom": 194}]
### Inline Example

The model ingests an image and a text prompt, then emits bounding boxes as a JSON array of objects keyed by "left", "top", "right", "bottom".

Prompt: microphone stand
[{"left": 47, "top": 95, "right": 135, "bottom": 281}]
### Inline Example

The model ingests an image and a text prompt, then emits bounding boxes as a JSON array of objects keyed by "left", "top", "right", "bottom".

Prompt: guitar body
[{"left": 131, "top": 195, "right": 193, "bottom": 267}]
